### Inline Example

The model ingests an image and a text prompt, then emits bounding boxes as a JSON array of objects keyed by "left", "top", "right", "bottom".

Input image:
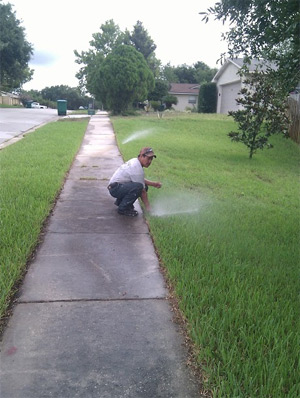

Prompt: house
[
  {"left": 0, "top": 91, "right": 21, "bottom": 106},
  {"left": 168, "top": 83, "right": 200, "bottom": 111},
  {"left": 212, "top": 58, "right": 274, "bottom": 114}
]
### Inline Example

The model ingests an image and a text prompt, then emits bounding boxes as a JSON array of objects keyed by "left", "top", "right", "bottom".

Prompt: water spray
[
  {"left": 149, "top": 192, "right": 205, "bottom": 217},
  {"left": 122, "top": 128, "right": 155, "bottom": 144}
]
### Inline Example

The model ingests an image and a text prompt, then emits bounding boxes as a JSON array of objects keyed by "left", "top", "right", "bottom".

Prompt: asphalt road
[{"left": 0, "top": 108, "right": 58, "bottom": 146}]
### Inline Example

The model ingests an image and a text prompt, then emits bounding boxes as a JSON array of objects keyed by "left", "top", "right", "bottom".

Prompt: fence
[
  {"left": 287, "top": 97, "right": 300, "bottom": 144},
  {"left": 0, "top": 92, "right": 21, "bottom": 106}
]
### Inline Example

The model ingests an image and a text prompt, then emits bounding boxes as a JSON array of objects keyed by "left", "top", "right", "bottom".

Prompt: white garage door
[{"left": 220, "top": 81, "right": 242, "bottom": 114}]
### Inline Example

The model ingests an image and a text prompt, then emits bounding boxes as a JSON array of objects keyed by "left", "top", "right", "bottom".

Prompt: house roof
[
  {"left": 212, "top": 58, "right": 277, "bottom": 82},
  {"left": 1, "top": 91, "right": 20, "bottom": 98},
  {"left": 169, "top": 83, "right": 200, "bottom": 95}
]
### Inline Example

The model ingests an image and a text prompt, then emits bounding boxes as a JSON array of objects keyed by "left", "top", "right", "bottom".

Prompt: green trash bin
[
  {"left": 26, "top": 101, "right": 33, "bottom": 108},
  {"left": 57, "top": 100, "right": 67, "bottom": 116}
]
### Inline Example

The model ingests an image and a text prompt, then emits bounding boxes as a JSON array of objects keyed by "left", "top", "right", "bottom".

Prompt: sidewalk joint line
[
  {"left": 48, "top": 231, "right": 150, "bottom": 235},
  {"left": 18, "top": 297, "right": 167, "bottom": 304}
]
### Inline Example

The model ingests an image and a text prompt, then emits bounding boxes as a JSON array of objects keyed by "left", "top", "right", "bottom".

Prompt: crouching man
[{"left": 108, "top": 147, "right": 162, "bottom": 217}]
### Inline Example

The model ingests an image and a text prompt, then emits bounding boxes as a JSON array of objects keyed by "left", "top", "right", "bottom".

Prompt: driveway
[{"left": 0, "top": 108, "right": 58, "bottom": 147}]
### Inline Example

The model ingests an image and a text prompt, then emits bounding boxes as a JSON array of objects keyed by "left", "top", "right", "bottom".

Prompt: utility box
[
  {"left": 88, "top": 102, "right": 95, "bottom": 115},
  {"left": 57, "top": 100, "right": 67, "bottom": 116}
]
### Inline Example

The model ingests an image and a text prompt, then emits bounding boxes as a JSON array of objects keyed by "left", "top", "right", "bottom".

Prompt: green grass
[
  {"left": 0, "top": 119, "right": 88, "bottom": 317},
  {"left": 0, "top": 104, "right": 23, "bottom": 108},
  {"left": 112, "top": 113, "right": 300, "bottom": 397}
]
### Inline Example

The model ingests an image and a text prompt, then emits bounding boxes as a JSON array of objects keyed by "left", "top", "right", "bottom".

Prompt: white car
[{"left": 31, "top": 102, "right": 47, "bottom": 109}]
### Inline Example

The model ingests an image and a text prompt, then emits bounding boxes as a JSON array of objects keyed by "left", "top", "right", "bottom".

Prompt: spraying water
[
  {"left": 150, "top": 192, "right": 205, "bottom": 217},
  {"left": 122, "top": 128, "right": 155, "bottom": 144}
]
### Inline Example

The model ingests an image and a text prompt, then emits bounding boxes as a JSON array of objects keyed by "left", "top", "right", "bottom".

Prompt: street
[{"left": 0, "top": 108, "right": 58, "bottom": 147}]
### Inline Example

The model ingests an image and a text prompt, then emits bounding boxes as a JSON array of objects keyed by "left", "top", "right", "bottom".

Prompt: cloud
[
  {"left": 12, "top": 0, "right": 228, "bottom": 89},
  {"left": 30, "top": 50, "right": 58, "bottom": 66}
]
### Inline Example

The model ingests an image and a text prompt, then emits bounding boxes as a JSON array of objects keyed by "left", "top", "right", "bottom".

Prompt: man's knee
[{"left": 133, "top": 182, "right": 143, "bottom": 196}]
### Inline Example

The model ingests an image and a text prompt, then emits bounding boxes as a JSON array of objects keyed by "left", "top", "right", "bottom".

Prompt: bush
[
  {"left": 198, "top": 82, "right": 217, "bottom": 113},
  {"left": 163, "top": 94, "right": 178, "bottom": 110},
  {"left": 150, "top": 101, "right": 161, "bottom": 111},
  {"left": 120, "top": 108, "right": 139, "bottom": 116}
]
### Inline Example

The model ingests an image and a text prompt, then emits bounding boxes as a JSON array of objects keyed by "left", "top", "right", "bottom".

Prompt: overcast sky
[{"left": 8, "top": 0, "right": 229, "bottom": 90}]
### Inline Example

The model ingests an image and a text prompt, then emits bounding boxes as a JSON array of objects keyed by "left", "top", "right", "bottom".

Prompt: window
[{"left": 188, "top": 96, "right": 196, "bottom": 104}]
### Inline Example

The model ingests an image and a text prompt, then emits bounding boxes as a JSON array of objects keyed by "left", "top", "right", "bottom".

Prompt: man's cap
[{"left": 139, "top": 147, "right": 156, "bottom": 158}]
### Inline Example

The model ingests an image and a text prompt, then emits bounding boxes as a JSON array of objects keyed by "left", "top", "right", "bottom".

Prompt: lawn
[
  {"left": 0, "top": 119, "right": 88, "bottom": 319},
  {"left": 111, "top": 112, "right": 300, "bottom": 397},
  {"left": 0, "top": 112, "right": 298, "bottom": 397}
]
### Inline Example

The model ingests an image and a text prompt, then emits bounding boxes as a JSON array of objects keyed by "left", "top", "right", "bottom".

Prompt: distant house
[
  {"left": 168, "top": 83, "right": 200, "bottom": 111},
  {"left": 0, "top": 91, "right": 21, "bottom": 106},
  {"left": 212, "top": 58, "right": 275, "bottom": 114}
]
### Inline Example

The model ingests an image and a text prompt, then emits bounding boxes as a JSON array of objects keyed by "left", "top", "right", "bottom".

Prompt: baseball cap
[{"left": 139, "top": 147, "right": 156, "bottom": 158}]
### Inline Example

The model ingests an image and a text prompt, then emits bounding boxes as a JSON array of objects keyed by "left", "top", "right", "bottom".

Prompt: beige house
[
  {"left": 212, "top": 58, "right": 276, "bottom": 114},
  {"left": 0, "top": 91, "right": 21, "bottom": 106},
  {"left": 168, "top": 83, "right": 200, "bottom": 111}
]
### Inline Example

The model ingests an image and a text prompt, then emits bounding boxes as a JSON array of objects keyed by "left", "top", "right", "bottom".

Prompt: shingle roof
[
  {"left": 1, "top": 91, "right": 20, "bottom": 98},
  {"left": 169, "top": 83, "right": 200, "bottom": 95}
]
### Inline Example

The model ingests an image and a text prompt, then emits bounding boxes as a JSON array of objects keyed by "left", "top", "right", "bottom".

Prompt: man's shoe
[
  {"left": 118, "top": 208, "right": 138, "bottom": 217},
  {"left": 115, "top": 200, "right": 134, "bottom": 209}
]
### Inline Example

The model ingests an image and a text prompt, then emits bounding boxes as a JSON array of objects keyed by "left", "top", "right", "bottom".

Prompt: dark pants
[{"left": 108, "top": 182, "right": 143, "bottom": 211}]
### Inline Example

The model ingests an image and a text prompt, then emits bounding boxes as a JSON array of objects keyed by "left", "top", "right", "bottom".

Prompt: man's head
[{"left": 138, "top": 147, "right": 156, "bottom": 168}]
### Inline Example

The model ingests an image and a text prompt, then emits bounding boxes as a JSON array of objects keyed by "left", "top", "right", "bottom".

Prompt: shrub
[
  {"left": 198, "top": 82, "right": 217, "bottom": 113},
  {"left": 150, "top": 100, "right": 161, "bottom": 111},
  {"left": 163, "top": 94, "right": 178, "bottom": 110}
]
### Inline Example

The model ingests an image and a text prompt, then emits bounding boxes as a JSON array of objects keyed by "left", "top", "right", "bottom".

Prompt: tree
[
  {"left": 74, "top": 20, "right": 126, "bottom": 94},
  {"left": 41, "top": 85, "right": 90, "bottom": 110},
  {"left": 96, "top": 45, "right": 154, "bottom": 114},
  {"left": 0, "top": 2, "right": 33, "bottom": 91},
  {"left": 130, "top": 21, "right": 156, "bottom": 60},
  {"left": 89, "top": 19, "right": 127, "bottom": 55},
  {"left": 21, "top": 85, "right": 94, "bottom": 110},
  {"left": 201, "top": 0, "right": 299, "bottom": 89},
  {"left": 170, "top": 64, "right": 196, "bottom": 83},
  {"left": 129, "top": 21, "right": 160, "bottom": 78},
  {"left": 161, "top": 63, "right": 179, "bottom": 83},
  {"left": 194, "top": 61, "right": 217, "bottom": 84},
  {"left": 161, "top": 62, "right": 217, "bottom": 84},
  {"left": 74, "top": 20, "right": 160, "bottom": 96},
  {"left": 148, "top": 80, "right": 169, "bottom": 102},
  {"left": 20, "top": 89, "right": 42, "bottom": 107},
  {"left": 201, "top": 0, "right": 300, "bottom": 156},
  {"left": 228, "top": 71, "right": 290, "bottom": 159}
]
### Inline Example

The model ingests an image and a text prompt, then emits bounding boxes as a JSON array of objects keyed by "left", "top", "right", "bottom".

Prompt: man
[{"left": 108, "top": 147, "right": 162, "bottom": 217}]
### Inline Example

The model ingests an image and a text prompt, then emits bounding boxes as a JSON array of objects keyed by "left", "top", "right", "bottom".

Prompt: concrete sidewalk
[{"left": 0, "top": 112, "right": 201, "bottom": 397}]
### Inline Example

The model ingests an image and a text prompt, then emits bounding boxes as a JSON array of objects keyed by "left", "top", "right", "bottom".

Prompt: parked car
[{"left": 31, "top": 102, "right": 47, "bottom": 109}]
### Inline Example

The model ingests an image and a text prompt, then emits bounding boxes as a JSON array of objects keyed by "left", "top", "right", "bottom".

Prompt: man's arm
[
  {"left": 144, "top": 179, "right": 162, "bottom": 188},
  {"left": 141, "top": 188, "right": 151, "bottom": 212},
  {"left": 141, "top": 179, "right": 162, "bottom": 212}
]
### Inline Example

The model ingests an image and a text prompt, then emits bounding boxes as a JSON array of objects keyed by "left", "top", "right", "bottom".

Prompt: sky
[{"left": 7, "top": 0, "right": 229, "bottom": 91}]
